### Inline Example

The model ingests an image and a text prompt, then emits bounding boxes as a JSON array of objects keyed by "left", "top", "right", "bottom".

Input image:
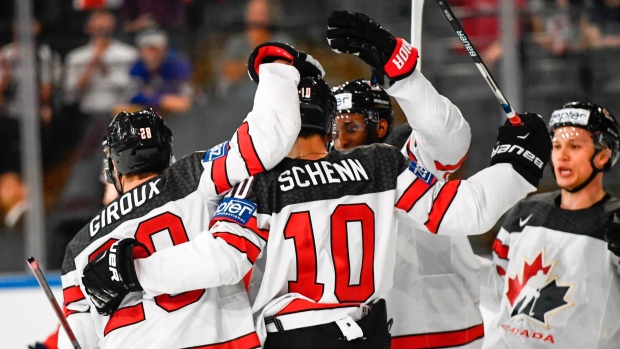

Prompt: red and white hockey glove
[
  {"left": 327, "top": 11, "right": 418, "bottom": 88},
  {"left": 490, "top": 113, "right": 551, "bottom": 187},
  {"left": 247, "top": 42, "right": 325, "bottom": 83},
  {"left": 82, "top": 238, "right": 150, "bottom": 315}
]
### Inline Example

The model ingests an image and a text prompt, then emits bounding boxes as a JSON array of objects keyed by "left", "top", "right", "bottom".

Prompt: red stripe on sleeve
[
  {"left": 63, "top": 286, "right": 85, "bottom": 305},
  {"left": 391, "top": 323, "right": 484, "bottom": 348},
  {"left": 406, "top": 139, "right": 418, "bottom": 162},
  {"left": 211, "top": 154, "right": 232, "bottom": 195},
  {"left": 237, "top": 122, "right": 266, "bottom": 176},
  {"left": 425, "top": 180, "right": 461, "bottom": 233},
  {"left": 88, "top": 239, "right": 119, "bottom": 262},
  {"left": 187, "top": 332, "right": 261, "bottom": 349},
  {"left": 243, "top": 270, "right": 253, "bottom": 292},
  {"left": 104, "top": 303, "right": 146, "bottom": 336},
  {"left": 210, "top": 216, "right": 269, "bottom": 242},
  {"left": 62, "top": 305, "right": 79, "bottom": 318},
  {"left": 434, "top": 153, "right": 467, "bottom": 172},
  {"left": 492, "top": 238, "right": 510, "bottom": 260},
  {"left": 213, "top": 232, "right": 261, "bottom": 264},
  {"left": 396, "top": 178, "right": 436, "bottom": 213},
  {"left": 496, "top": 265, "right": 506, "bottom": 276}
]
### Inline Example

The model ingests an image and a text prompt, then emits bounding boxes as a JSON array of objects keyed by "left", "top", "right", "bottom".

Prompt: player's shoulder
[
  {"left": 500, "top": 190, "right": 560, "bottom": 233},
  {"left": 605, "top": 194, "right": 620, "bottom": 212}
]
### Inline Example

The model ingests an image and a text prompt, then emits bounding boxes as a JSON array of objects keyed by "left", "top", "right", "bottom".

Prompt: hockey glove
[
  {"left": 247, "top": 42, "right": 325, "bottom": 83},
  {"left": 490, "top": 113, "right": 552, "bottom": 187},
  {"left": 606, "top": 211, "right": 620, "bottom": 257},
  {"left": 82, "top": 238, "right": 150, "bottom": 315},
  {"left": 327, "top": 11, "right": 418, "bottom": 88}
]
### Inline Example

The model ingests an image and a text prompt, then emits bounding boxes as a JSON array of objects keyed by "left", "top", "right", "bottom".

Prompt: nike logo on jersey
[
  {"left": 519, "top": 214, "right": 533, "bottom": 227},
  {"left": 517, "top": 133, "right": 530, "bottom": 139}
]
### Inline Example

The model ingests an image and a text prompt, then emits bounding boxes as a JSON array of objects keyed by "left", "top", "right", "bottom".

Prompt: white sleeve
[
  {"left": 198, "top": 63, "right": 301, "bottom": 197},
  {"left": 57, "top": 272, "right": 100, "bottom": 349},
  {"left": 136, "top": 220, "right": 265, "bottom": 296},
  {"left": 388, "top": 71, "right": 471, "bottom": 181},
  {"left": 395, "top": 163, "right": 536, "bottom": 235},
  {"left": 477, "top": 255, "right": 504, "bottom": 326}
]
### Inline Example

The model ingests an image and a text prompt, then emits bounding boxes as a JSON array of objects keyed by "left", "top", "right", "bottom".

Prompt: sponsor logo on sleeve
[
  {"left": 213, "top": 197, "right": 257, "bottom": 225},
  {"left": 203, "top": 141, "right": 229, "bottom": 162},
  {"left": 408, "top": 159, "right": 435, "bottom": 184}
]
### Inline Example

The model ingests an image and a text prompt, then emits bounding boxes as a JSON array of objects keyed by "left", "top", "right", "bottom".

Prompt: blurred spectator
[
  {"left": 128, "top": 29, "right": 192, "bottom": 114},
  {"left": 530, "top": 0, "right": 589, "bottom": 56},
  {"left": 451, "top": 0, "right": 526, "bottom": 67},
  {"left": 582, "top": 0, "right": 620, "bottom": 48},
  {"left": 120, "top": 0, "right": 187, "bottom": 48},
  {"left": 64, "top": 9, "right": 138, "bottom": 116}
]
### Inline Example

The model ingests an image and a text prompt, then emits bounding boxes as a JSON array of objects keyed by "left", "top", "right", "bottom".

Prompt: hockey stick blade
[
  {"left": 434, "top": 0, "right": 522, "bottom": 126},
  {"left": 27, "top": 256, "right": 82, "bottom": 349}
]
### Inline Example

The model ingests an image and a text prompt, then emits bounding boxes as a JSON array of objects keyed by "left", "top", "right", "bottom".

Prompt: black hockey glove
[
  {"left": 327, "top": 11, "right": 418, "bottom": 88},
  {"left": 82, "top": 238, "right": 149, "bottom": 315},
  {"left": 247, "top": 42, "right": 325, "bottom": 83},
  {"left": 490, "top": 113, "right": 552, "bottom": 187},
  {"left": 606, "top": 211, "right": 620, "bottom": 257}
]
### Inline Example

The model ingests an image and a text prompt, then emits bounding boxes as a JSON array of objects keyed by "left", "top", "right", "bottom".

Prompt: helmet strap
[{"left": 563, "top": 149, "right": 602, "bottom": 193}]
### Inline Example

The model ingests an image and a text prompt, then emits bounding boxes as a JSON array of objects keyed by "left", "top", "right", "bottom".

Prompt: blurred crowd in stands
[{"left": 1, "top": 0, "right": 620, "bottom": 271}]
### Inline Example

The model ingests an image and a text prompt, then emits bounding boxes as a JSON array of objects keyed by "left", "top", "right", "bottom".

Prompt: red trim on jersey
[
  {"left": 406, "top": 139, "right": 418, "bottom": 162},
  {"left": 88, "top": 238, "right": 119, "bottom": 261},
  {"left": 211, "top": 151, "right": 232, "bottom": 195},
  {"left": 237, "top": 122, "right": 266, "bottom": 176},
  {"left": 496, "top": 265, "right": 506, "bottom": 276},
  {"left": 243, "top": 270, "right": 253, "bottom": 292},
  {"left": 62, "top": 305, "right": 80, "bottom": 317},
  {"left": 63, "top": 285, "right": 85, "bottom": 305},
  {"left": 425, "top": 180, "right": 461, "bottom": 233},
  {"left": 104, "top": 303, "right": 146, "bottom": 336},
  {"left": 186, "top": 332, "right": 261, "bottom": 349},
  {"left": 396, "top": 178, "right": 436, "bottom": 212},
  {"left": 434, "top": 153, "right": 467, "bottom": 172},
  {"left": 211, "top": 216, "right": 269, "bottom": 241},
  {"left": 43, "top": 325, "right": 59, "bottom": 349},
  {"left": 276, "top": 299, "right": 360, "bottom": 317},
  {"left": 492, "top": 238, "right": 509, "bottom": 260},
  {"left": 213, "top": 232, "right": 261, "bottom": 264},
  {"left": 391, "top": 323, "right": 484, "bottom": 348}
]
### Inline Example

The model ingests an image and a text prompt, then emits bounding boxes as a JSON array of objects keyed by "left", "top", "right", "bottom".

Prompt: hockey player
[
  {"left": 80, "top": 17, "right": 552, "bottom": 348},
  {"left": 57, "top": 46, "right": 319, "bottom": 348},
  {"left": 480, "top": 102, "right": 620, "bottom": 348},
  {"left": 332, "top": 81, "right": 482, "bottom": 347}
]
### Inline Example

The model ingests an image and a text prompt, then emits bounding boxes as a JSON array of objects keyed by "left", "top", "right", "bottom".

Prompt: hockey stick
[
  {"left": 434, "top": 0, "right": 522, "bottom": 126},
  {"left": 411, "top": 0, "right": 425, "bottom": 71},
  {"left": 27, "top": 257, "right": 82, "bottom": 349}
]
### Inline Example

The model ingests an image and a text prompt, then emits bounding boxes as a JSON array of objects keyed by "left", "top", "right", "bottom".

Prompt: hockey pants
[{"left": 263, "top": 299, "right": 391, "bottom": 349}]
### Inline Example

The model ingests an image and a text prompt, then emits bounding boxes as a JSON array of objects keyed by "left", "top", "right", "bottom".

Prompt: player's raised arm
[
  {"left": 199, "top": 42, "right": 325, "bottom": 198},
  {"left": 328, "top": 10, "right": 471, "bottom": 181},
  {"left": 395, "top": 113, "right": 552, "bottom": 235}
]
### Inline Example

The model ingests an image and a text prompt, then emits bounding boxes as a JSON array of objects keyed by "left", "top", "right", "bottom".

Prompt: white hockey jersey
[
  {"left": 481, "top": 191, "right": 620, "bottom": 349},
  {"left": 134, "top": 143, "right": 535, "bottom": 345},
  {"left": 58, "top": 64, "right": 302, "bottom": 349},
  {"left": 384, "top": 71, "right": 484, "bottom": 348}
]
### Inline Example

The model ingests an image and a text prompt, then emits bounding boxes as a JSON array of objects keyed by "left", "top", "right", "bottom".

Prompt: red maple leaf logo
[{"left": 506, "top": 252, "right": 551, "bottom": 306}]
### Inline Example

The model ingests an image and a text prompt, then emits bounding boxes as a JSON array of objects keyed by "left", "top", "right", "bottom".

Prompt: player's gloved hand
[
  {"left": 490, "top": 113, "right": 552, "bottom": 187},
  {"left": 82, "top": 238, "right": 150, "bottom": 315},
  {"left": 327, "top": 11, "right": 418, "bottom": 88},
  {"left": 247, "top": 42, "right": 325, "bottom": 83},
  {"left": 606, "top": 211, "right": 620, "bottom": 257}
]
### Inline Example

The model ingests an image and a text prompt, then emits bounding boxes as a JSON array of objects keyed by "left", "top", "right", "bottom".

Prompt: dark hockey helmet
[
  {"left": 549, "top": 101, "right": 620, "bottom": 170},
  {"left": 298, "top": 75, "right": 336, "bottom": 135},
  {"left": 104, "top": 109, "right": 173, "bottom": 182},
  {"left": 332, "top": 79, "right": 394, "bottom": 132}
]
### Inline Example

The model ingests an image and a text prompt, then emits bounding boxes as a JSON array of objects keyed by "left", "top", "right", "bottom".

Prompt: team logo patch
[
  {"left": 203, "top": 141, "right": 229, "bottom": 162},
  {"left": 549, "top": 108, "right": 590, "bottom": 127},
  {"left": 213, "top": 197, "right": 257, "bottom": 225},
  {"left": 505, "top": 249, "right": 574, "bottom": 328},
  {"left": 408, "top": 159, "right": 435, "bottom": 184},
  {"left": 335, "top": 92, "right": 353, "bottom": 111}
]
